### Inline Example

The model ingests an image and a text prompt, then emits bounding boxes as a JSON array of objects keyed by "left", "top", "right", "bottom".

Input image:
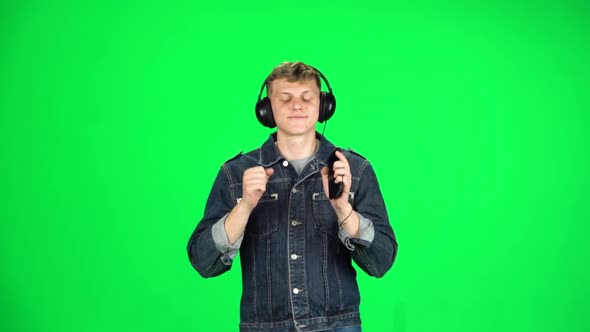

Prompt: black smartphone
[{"left": 327, "top": 149, "right": 344, "bottom": 199}]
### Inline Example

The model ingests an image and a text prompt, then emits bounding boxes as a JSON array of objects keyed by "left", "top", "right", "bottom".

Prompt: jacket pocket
[
  {"left": 311, "top": 192, "right": 339, "bottom": 236},
  {"left": 244, "top": 192, "right": 279, "bottom": 239}
]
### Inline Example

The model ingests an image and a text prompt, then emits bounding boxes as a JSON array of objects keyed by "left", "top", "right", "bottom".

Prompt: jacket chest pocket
[
  {"left": 244, "top": 192, "right": 280, "bottom": 239},
  {"left": 311, "top": 192, "right": 339, "bottom": 235}
]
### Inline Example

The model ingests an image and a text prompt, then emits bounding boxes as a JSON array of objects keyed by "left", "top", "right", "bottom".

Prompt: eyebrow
[{"left": 279, "top": 90, "right": 312, "bottom": 95}]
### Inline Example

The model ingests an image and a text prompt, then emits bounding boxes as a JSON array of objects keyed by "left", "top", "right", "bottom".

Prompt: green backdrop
[{"left": 1, "top": 1, "right": 589, "bottom": 331}]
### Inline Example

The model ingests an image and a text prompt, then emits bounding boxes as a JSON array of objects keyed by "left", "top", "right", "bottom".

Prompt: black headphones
[{"left": 255, "top": 67, "right": 336, "bottom": 128}]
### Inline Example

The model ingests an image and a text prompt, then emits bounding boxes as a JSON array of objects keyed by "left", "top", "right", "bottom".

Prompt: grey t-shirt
[{"left": 289, "top": 153, "right": 315, "bottom": 175}]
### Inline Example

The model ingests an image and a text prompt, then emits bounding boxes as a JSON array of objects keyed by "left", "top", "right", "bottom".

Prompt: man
[{"left": 187, "top": 61, "right": 397, "bottom": 332}]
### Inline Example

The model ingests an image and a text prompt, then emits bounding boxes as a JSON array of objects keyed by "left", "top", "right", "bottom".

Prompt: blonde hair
[{"left": 266, "top": 61, "right": 320, "bottom": 94}]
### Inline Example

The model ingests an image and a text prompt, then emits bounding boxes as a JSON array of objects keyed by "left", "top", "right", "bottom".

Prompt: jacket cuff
[
  {"left": 338, "top": 212, "right": 375, "bottom": 251},
  {"left": 211, "top": 214, "right": 243, "bottom": 263}
]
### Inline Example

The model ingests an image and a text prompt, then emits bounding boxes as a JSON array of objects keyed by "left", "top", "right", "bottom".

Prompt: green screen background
[{"left": 1, "top": 1, "right": 589, "bottom": 331}]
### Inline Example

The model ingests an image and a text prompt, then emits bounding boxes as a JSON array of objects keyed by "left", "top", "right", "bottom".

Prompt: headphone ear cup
[
  {"left": 255, "top": 97, "right": 276, "bottom": 128},
  {"left": 318, "top": 91, "right": 336, "bottom": 123}
]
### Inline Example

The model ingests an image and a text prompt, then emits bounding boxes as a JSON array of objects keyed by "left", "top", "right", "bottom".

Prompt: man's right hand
[
  {"left": 223, "top": 166, "right": 274, "bottom": 245},
  {"left": 240, "top": 166, "right": 274, "bottom": 211}
]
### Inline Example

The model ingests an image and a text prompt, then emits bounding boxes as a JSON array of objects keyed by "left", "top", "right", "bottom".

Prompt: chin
[{"left": 278, "top": 126, "right": 316, "bottom": 136}]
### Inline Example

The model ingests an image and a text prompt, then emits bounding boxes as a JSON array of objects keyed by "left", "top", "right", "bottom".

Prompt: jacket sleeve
[
  {"left": 349, "top": 160, "right": 398, "bottom": 278},
  {"left": 187, "top": 165, "right": 238, "bottom": 278}
]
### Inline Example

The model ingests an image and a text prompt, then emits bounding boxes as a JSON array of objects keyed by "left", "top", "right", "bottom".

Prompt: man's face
[{"left": 269, "top": 78, "right": 320, "bottom": 137}]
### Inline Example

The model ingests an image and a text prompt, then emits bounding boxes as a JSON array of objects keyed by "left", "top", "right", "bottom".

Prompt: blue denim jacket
[{"left": 187, "top": 133, "right": 398, "bottom": 332}]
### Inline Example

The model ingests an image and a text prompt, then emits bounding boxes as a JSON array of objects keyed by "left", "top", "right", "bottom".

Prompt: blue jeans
[{"left": 321, "top": 326, "right": 362, "bottom": 332}]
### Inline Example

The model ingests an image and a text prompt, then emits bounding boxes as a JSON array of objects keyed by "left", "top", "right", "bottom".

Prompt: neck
[{"left": 275, "top": 132, "right": 318, "bottom": 160}]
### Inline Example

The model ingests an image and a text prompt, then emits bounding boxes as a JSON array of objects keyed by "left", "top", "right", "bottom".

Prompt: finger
[
  {"left": 245, "top": 168, "right": 270, "bottom": 180},
  {"left": 332, "top": 167, "right": 350, "bottom": 179},
  {"left": 333, "top": 161, "right": 350, "bottom": 173},
  {"left": 337, "top": 174, "right": 351, "bottom": 184},
  {"left": 244, "top": 173, "right": 268, "bottom": 185},
  {"left": 244, "top": 167, "right": 264, "bottom": 179},
  {"left": 320, "top": 166, "right": 330, "bottom": 196},
  {"left": 332, "top": 163, "right": 349, "bottom": 173},
  {"left": 252, "top": 185, "right": 267, "bottom": 193},
  {"left": 264, "top": 168, "right": 274, "bottom": 177},
  {"left": 246, "top": 174, "right": 271, "bottom": 185},
  {"left": 335, "top": 150, "right": 349, "bottom": 164},
  {"left": 247, "top": 180, "right": 267, "bottom": 192},
  {"left": 244, "top": 177, "right": 266, "bottom": 187},
  {"left": 245, "top": 178, "right": 267, "bottom": 187}
]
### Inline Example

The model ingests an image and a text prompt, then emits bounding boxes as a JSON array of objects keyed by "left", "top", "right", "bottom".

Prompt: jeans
[{"left": 322, "top": 326, "right": 362, "bottom": 332}]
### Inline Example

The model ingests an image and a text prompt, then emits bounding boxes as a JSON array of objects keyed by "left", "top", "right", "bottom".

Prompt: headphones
[{"left": 255, "top": 67, "right": 336, "bottom": 128}]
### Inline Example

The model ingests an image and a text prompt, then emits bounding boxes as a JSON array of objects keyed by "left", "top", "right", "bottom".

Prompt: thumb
[
  {"left": 265, "top": 168, "right": 274, "bottom": 177},
  {"left": 320, "top": 165, "right": 329, "bottom": 177}
]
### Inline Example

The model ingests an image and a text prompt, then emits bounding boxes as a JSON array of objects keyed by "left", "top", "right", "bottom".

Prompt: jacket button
[
  {"left": 291, "top": 254, "right": 298, "bottom": 260},
  {"left": 282, "top": 160, "right": 289, "bottom": 167},
  {"left": 293, "top": 288, "right": 301, "bottom": 294},
  {"left": 291, "top": 220, "right": 300, "bottom": 226}
]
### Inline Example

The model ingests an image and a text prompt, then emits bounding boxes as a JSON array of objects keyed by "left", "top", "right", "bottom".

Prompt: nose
[{"left": 291, "top": 101, "right": 302, "bottom": 110}]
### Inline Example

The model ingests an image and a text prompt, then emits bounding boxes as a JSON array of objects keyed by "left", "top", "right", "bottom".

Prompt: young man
[{"left": 187, "top": 62, "right": 397, "bottom": 332}]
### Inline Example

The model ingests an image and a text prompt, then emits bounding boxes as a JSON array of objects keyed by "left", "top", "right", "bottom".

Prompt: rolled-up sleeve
[
  {"left": 211, "top": 214, "right": 244, "bottom": 261},
  {"left": 346, "top": 158, "right": 398, "bottom": 278},
  {"left": 338, "top": 212, "right": 375, "bottom": 250},
  {"left": 187, "top": 165, "right": 238, "bottom": 278}
]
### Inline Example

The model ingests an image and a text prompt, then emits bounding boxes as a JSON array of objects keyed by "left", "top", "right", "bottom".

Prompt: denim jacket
[{"left": 187, "top": 133, "right": 398, "bottom": 332}]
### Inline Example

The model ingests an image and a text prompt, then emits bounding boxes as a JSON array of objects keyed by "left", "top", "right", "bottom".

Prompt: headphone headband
[{"left": 257, "top": 67, "right": 332, "bottom": 101}]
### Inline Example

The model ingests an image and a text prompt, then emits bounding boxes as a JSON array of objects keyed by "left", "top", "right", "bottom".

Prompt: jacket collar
[{"left": 258, "top": 132, "right": 338, "bottom": 167}]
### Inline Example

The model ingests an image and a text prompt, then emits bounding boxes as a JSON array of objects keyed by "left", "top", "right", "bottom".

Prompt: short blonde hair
[{"left": 266, "top": 61, "right": 320, "bottom": 94}]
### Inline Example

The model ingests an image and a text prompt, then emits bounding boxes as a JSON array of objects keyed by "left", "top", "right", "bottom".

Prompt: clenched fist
[{"left": 241, "top": 166, "right": 274, "bottom": 211}]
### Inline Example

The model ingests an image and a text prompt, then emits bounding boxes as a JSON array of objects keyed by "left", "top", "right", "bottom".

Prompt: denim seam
[
  {"left": 335, "top": 252, "right": 343, "bottom": 311},
  {"left": 267, "top": 231, "right": 272, "bottom": 320},
  {"left": 323, "top": 230, "right": 329, "bottom": 316},
  {"left": 357, "top": 160, "right": 369, "bottom": 180},
  {"left": 238, "top": 310, "right": 361, "bottom": 329},
  {"left": 252, "top": 239, "right": 258, "bottom": 323},
  {"left": 286, "top": 189, "right": 296, "bottom": 323},
  {"left": 222, "top": 164, "right": 237, "bottom": 203},
  {"left": 301, "top": 181, "right": 310, "bottom": 318}
]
